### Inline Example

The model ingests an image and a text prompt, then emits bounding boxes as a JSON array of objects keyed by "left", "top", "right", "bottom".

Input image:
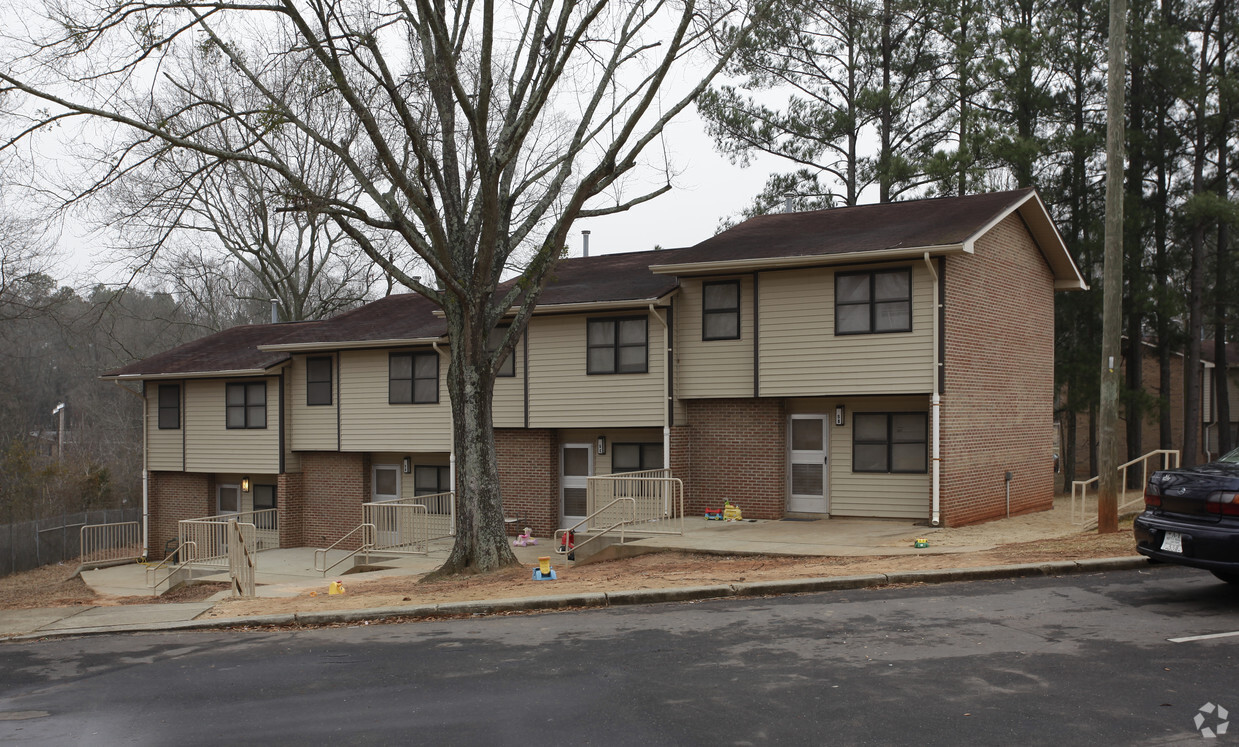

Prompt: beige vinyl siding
[
  {"left": 493, "top": 336, "right": 525, "bottom": 428},
  {"left": 557, "top": 428, "right": 664, "bottom": 476},
  {"left": 184, "top": 379, "right": 280, "bottom": 473},
  {"left": 676, "top": 276, "right": 753, "bottom": 398},
  {"left": 824, "top": 395, "right": 930, "bottom": 519},
  {"left": 338, "top": 348, "right": 453, "bottom": 452},
  {"left": 282, "top": 370, "right": 300, "bottom": 473},
  {"left": 527, "top": 312, "right": 665, "bottom": 428},
  {"left": 146, "top": 384, "right": 183, "bottom": 472},
  {"left": 289, "top": 354, "right": 338, "bottom": 452},
  {"left": 758, "top": 264, "right": 934, "bottom": 396}
]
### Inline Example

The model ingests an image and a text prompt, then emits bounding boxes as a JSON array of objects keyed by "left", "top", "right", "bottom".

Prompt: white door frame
[
  {"left": 371, "top": 464, "right": 402, "bottom": 501},
  {"left": 560, "top": 443, "right": 594, "bottom": 529},
  {"left": 216, "top": 483, "right": 241, "bottom": 516},
  {"left": 787, "top": 414, "right": 829, "bottom": 514}
]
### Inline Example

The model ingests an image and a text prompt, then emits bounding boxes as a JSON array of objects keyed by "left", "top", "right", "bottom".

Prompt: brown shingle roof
[
  {"left": 263, "top": 292, "right": 447, "bottom": 347},
  {"left": 659, "top": 188, "right": 1036, "bottom": 266},
  {"left": 520, "top": 247, "right": 685, "bottom": 307},
  {"left": 101, "top": 322, "right": 305, "bottom": 378}
]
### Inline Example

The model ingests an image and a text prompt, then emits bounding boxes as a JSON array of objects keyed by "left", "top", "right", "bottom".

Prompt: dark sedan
[{"left": 1134, "top": 447, "right": 1239, "bottom": 585}]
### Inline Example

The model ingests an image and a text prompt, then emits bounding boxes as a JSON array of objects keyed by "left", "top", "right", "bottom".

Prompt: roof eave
[
  {"left": 258, "top": 336, "right": 446, "bottom": 352},
  {"left": 648, "top": 245, "right": 967, "bottom": 276},
  {"left": 99, "top": 365, "right": 284, "bottom": 381},
  {"left": 964, "top": 191, "right": 1088, "bottom": 292}
]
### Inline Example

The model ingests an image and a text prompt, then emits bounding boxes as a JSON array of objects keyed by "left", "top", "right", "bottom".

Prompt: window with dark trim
[
  {"left": 252, "top": 484, "right": 278, "bottom": 530},
  {"left": 225, "top": 382, "right": 267, "bottom": 429},
  {"left": 157, "top": 384, "right": 180, "bottom": 430},
  {"left": 702, "top": 280, "right": 741, "bottom": 340},
  {"left": 587, "top": 316, "right": 647, "bottom": 374},
  {"left": 852, "top": 412, "right": 928, "bottom": 473},
  {"left": 389, "top": 352, "right": 439, "bottom": 404},
  {"left": 488, "top": 327, "right": 516, "bottom": 377},
  {"left": 306, "top": 356, "right": 333, "bottom": 405},
  {"left": 414, "top": 465, "right": 452, "bottom": 495},
  {"left": 612, "top": 442, "right": 664, "bottom": 473},
  {"left": 835, "top": 268, "right": 912, "bottom": 335}
]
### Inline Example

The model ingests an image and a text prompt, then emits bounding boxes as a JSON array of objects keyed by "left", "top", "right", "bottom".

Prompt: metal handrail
[
  {"left": 1071, "top": 449, "right": 1181, "bottom": 527},
  {"left": 145, "top": 541, "right": 198, "bottom": 593},
  {"left": 80, "top": 521, "right": 142, "bottom": 567},
  {"left": 586, "top": 474, "right": 685, "bottom": 536},
  {"left": 554, "top": 497, "right": 637, "bottom": 558},
  {"left": 314, "top": 523, "right": 376, "bottom": 575}
]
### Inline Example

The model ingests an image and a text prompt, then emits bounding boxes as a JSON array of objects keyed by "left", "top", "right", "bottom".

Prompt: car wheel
[{"left": 1210, "top": 570, "right": 1239, "bottom": 585}]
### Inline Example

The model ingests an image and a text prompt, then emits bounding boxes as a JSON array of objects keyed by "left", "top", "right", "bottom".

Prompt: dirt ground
[{"left": 0, "top": 515, "right": 1137, "bottom": 617}]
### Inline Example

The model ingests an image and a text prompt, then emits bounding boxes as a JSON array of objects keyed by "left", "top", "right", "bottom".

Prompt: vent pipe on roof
[
  {"left": 270, "top": 299, "right": 279, "bottom": 324},
  {"left": 582, "top": 230, "right": 591, "bottom": 258},
  {"left": 783, "top": 193, "right": 794, "bottom": 214}
]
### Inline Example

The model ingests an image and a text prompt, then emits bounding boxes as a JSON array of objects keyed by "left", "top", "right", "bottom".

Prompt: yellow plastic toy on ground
[{"left": 723, "top": 501, "right": 743, "bottom": 522}]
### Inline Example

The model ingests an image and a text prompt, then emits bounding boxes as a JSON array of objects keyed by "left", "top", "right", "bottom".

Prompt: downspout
[
  {"left": 923, "top": 253, "right": 941, "bottom": 527},
  {"left": 113, "top": 380, "right": 149, "bottom": 556},
  {"left": 432, "top": 341, "right": 455, "bottom": 531},
  {"left": 650, "top": 303, "right": 671, "bottom": 470}
]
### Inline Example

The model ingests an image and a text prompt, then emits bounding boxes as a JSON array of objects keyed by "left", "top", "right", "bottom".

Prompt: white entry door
[
  {"left": 372, "top": 464, "right": 401, "bottom": 546},
  {"left": 788, "top": 415, "right": 829, "bottom": 514},
  {"left": 561, "top": 444, "right": 593, "bottom": 529}
]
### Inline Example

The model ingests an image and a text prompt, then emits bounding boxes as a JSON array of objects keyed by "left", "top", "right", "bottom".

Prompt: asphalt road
[{"left": 1, "top": 566, "right": 1237, "bottom": 746}]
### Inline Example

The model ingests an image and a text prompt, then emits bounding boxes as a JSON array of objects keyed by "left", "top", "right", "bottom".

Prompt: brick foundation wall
[
  {"left": 678, "top": 399, "right": 785, "bottom": 519},
  {"left": 495, "top": 429, "right": 558, "bottom": 537},
  {"left": 277, "top": 471, "right": 304, "bottom": 548},
  {"left": 294, "top": 452, "right": 368, "bottom": 548},
  {"left": 148, "top": 471, "right": 213, "bottom": 559},
  {"left": 941, "top": 214, "right": 1056, "bottom": 526}
]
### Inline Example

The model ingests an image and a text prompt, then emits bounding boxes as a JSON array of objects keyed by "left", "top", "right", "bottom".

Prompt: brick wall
[
  {"left": 277, "top": 471, "right": 304, "bottom": 548},
  {"left": 941, "top": 214, "right": 1056, "bottom": 526},
  {"left": 678, "top": 398, "right": 786, "bottom": 519},
  {"left": 293, "top": 452, "right": 368, "bottom": 548},
  {"left": 495, "top": 429, "right": 558, "bottom": 537},
  {"left": 148, "top": 471, "right": 212, "bottom": 559}
]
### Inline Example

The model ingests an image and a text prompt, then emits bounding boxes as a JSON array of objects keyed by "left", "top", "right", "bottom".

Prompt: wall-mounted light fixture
[
  {"left": 241, "top": 476, "right": 251, "bottom": 493},
  {"left": 402, "top": 456, "right": 412, "bottom": 474},
  {"left": 596, "top": 436, "right": 606, "bottom": 455},
  {"left": 835, "top": 405, "right": 845, "bottom": 427}
]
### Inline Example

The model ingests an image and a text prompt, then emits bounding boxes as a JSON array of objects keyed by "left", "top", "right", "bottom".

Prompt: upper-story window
[
  {"left": 702, "top": 280, "right": 741, "bottom": 340},
  {"left": 306, "top": 356, "right": 333, "bottom": 406},
  {"left": 157, "top": 384, "right": 181, "bottom": 430},
  {"left": 835, "top": 268, "right": 912, "bottom": 335},
  {"left": 389, "top": 352, "right": 439, "bottom": 404},
  {"left": 587, "top": 317, "right": 648, "bottom": 374},
  {"left": 852, "top": 412, "right": 928, "bottom": 473},
  {"left": 225, "top": 382, "right": 267, "bottom": 429},
  {"left": 488, "top": 327, "right": 516, "bottom": 377}
]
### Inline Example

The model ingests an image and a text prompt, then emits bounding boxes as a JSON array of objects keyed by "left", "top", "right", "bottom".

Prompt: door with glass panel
[
  {"left": 372, "top": 464, "right": 401, "bottom": 546},
  {"left": 560, "top": 444, "right": 593, "bottom": 529},
  {"left": 787, "top": 415, "right": 829, "bottom": 514}
]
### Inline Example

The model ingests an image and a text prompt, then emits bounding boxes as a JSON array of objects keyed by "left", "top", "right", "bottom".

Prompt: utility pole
[
  {"left": 52, "top": 402, "right": 66, "bottom": 462},
  {"left": 1098, "top": 0, "right": 1127, "bottom": 534}
]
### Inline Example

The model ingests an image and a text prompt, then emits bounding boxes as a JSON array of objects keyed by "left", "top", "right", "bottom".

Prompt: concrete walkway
[{"left": 0, "top": 501, "right": 1110, "bottom": 640}]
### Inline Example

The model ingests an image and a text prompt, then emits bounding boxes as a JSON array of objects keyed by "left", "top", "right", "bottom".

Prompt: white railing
[
  {"left": 146, "top": 540, "right": 198, "bottom": 594},
  {"left": 402, "top": 491, "right": 454, "bottom": 540},
  {"left": 79, "top": 521, "right": 143, "bottom": 567},
  {"left": 179, "top": 508, "right": 279, "bottom": 567},
  {"left": 227, "top": 519, "right": 256, "bottom": 598},
  {"left": 314, "top": 523, "right": 375, "bottom": 575},
  {"left": 555, "top": 497, "right": 637, "bottom": 558},
  {"left": 587, "top": 469, "right": 684, "bottom": 536},
  {"left": 365, "top": 499, "right": 430, "bottom": 555},
  {"left": 1071, "top": 449, "right": 1181, "bottom": 527}
]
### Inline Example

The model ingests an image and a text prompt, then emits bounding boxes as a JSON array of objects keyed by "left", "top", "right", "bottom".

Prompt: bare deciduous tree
[{"left": 1, "top": 0, "right": 770, "bottom": 573}]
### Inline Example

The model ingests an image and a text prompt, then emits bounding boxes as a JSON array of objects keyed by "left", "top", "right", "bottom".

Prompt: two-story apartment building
[{"left": 104, "top": 188, "right": 1086, "bottom": 558}]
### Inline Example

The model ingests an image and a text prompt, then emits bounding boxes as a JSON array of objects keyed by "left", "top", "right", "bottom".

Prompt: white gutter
[
  {"left": 112, "top": 380, "right": 149, "bottom": 556},
  {"left": 260, "top": 337, "right": 444, "bottom": 352},
  {"left": 649, "top": 244, "right": 967, "bottom": 276},
  {"left": 923, "top": 253, "right": 941, "bottom": 527},
  {"left": 649, "top": 303, "right": 671, "bottom": 471},
  {"left": 433, "top": 340, "right": 455, "bottom": 525}
]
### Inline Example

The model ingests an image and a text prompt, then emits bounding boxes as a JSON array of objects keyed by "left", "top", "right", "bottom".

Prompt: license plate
[{"left": 1161, "top": 531, "right": 1183, "bottom": 554}]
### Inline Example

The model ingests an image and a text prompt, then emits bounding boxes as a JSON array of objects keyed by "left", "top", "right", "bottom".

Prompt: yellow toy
[
  {"left": 723, "top": 501, "right": 743, "bottom": 522},
  {"left": 328, "top": 580, "right": 346, "bottom": 595}
]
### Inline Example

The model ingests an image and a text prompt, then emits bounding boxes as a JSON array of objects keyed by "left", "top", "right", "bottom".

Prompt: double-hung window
[
  {"left": 852, "top": 412, "right": 928, "bottom": 473},
  {"left": 157, "top": 384, "right": 180, "bottom": 429},
  {"left": 225, "top": 382, "right": 267, "bottom": 429},
  {"left": 306, "top": 356, "right": 333, "bottom": 405},
  {"left": 612, "top": 443, "right": 664, "bottom": 473},
  {"left": 488, "top": 327, "right": 516, "bottom": 377},
  {"left": 835, "top": 268, "right": 912, "bottom": 335},
  {"left": 389, "top": 352, "right": 439, "bottom": 404},
  {"left": 587, "top": 317, "right": 648, "bottom": 374},
  {"left": 414, "top": 465, "right": 452, "bottom": 496},
  {"left": 702, "top": 280, "right": 741, "bottom": 340}
]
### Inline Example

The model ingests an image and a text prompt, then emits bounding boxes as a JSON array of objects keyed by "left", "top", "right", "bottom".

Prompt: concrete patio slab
[
  {"left": 0, "top": 608, "right": 81, "bottom": 637},
  {"left": 38, "top": 602, "right": 214, "bottom": 631}
]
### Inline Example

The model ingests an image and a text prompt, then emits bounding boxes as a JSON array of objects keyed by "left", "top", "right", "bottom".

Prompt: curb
[{"left": 5, "top": 556, "right": 1153, "bottom": 641}]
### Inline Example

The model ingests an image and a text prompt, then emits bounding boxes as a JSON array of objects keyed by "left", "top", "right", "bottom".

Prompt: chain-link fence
[{"left": 0, "top": 508, "right": 141, "bottom": 577}]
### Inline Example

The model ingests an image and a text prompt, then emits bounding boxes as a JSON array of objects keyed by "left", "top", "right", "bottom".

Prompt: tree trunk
[{"left": 1214, "top": 1, "right": 1232, "bottom": 455}]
